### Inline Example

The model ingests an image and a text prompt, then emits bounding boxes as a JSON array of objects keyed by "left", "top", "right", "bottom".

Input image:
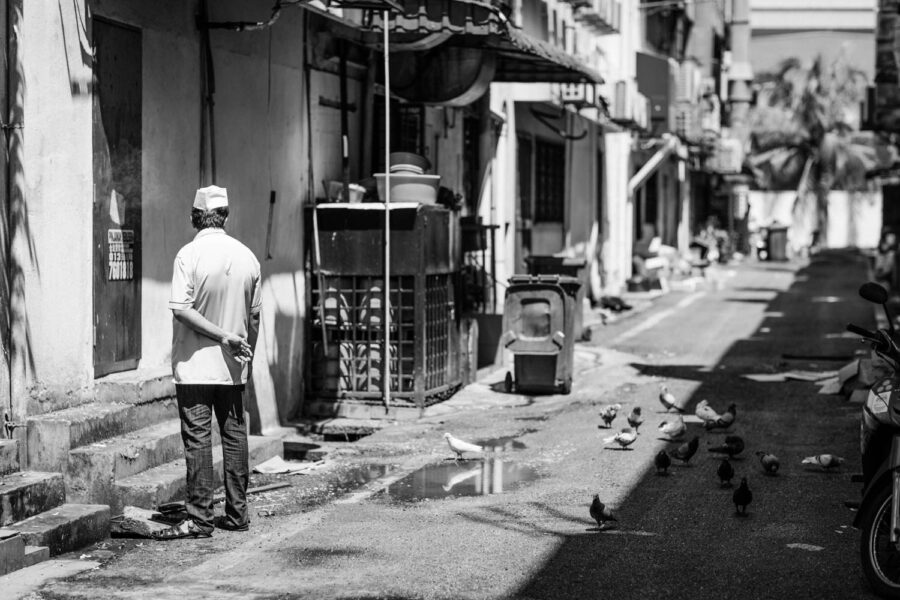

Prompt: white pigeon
[
  {"left": 603, "top": 427, "right": 638, "bottom": 449},
  {"left": 695, "top": 399, "right": 721, "bottom": 423},
  {"left": 443, "top": 433, "right": 484, "bottom": 459},
  {"left": 801, "top": 454, "right": 845, "bottom": 470},
  {"left": 659, "top": 384, "right": 686, "bottom": 413},
  {"left": 658, "top": 416, "right": 686, "bottom": 439}
]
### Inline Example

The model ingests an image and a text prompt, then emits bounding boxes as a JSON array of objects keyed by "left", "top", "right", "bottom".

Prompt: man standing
[{"left": 155, "top": 185, "right": 261, "bottom": 540}]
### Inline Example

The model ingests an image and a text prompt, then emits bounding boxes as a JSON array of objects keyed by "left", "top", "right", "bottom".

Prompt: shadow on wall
[
  {"left": 4, "top": 0, "right": 36, "bottom": 423},
  {"left": 246, "top": 304, "right": 305, "bottom": 435}
]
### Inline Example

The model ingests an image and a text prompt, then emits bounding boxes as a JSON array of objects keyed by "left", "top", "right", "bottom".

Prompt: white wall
[
  {"left": 748, "top": 189, "right": 882, "bottom": 253},
  {"left": 15, "top": 0, "right": 95, "bottom": 414},
  {"left": 19, "top": 0, "right": 312, "bottom": 428},
  {"left": 602, "top": 132, "right": 633, "bottom": 294}
]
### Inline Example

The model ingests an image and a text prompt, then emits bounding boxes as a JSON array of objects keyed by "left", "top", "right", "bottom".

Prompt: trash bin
[
  {"left": 524, "top": 255, "right": 586, "bottom": 277},
  {"left": 766, "top": 226, "right": 789, "bottom": 261},
  {"left": 524, "top": 256, "right": 587, "bottom": 339},
  {"left": 500, "top": 274, "right": 579, "bottom": 395}
]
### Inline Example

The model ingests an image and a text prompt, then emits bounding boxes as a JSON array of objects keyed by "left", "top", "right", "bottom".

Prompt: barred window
[{"left": 534, "top": 139, "right": 565, "bottom": 223}]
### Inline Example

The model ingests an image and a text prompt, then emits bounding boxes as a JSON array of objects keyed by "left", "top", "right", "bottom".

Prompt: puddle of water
[
  {"left": 330, "top": 463, "right": 395, "bottom": 494},
  {"left": 383, "top": 458, "right": 541, "bottom": 501}
]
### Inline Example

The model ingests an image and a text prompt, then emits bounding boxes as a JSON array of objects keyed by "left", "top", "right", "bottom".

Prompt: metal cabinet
[{"left": 307, "top": 203, "right": 461, "bottom": 417}]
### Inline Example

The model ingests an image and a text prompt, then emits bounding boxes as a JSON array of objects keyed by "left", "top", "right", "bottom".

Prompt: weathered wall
[
  {"left": 16, "top": 0, "right": 95, "bottom": 414},
  {"left": 19, "top": 0, "right": 313, "bottom": 427},
  {"left": 565, "top": 114, "right": 598, "bottom": 253},
  {"left": 487, "top": 84, "right": 518, "bottom": 312},
  {"left": 602, "top": 132, "right": 632, "bottom": 295}
]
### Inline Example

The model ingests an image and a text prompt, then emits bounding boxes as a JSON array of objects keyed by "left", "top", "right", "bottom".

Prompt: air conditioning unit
[
  {"left": 611, "top": 0, "right": 621, "bottom": 31},
  {"left": 612, "top": 80, "right": 650, "bottom": 130},
  {"left": 711, "top": 137, "right": 744, "bottom": 173},
  {"left": 674, "top": 100, "right": 701, "bottom": 141},
  {"left": 574, "top": 0, "right": 620, "bottom": 33},
  {"left": 677, "top": 61, "right": 700, "bottom": 101}
]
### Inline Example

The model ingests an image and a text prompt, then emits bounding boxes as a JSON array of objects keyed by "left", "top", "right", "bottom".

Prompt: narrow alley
[{"left": 6, "top": 250, "right": 876, "bottom": 600}]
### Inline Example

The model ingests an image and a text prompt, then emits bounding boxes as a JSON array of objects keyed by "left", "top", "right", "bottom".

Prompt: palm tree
[{"left": 749, "top": 53, "right": 894, "bottom": 247}]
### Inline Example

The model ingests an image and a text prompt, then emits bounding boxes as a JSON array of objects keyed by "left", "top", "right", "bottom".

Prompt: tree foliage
[{"left": 748, "top": 53, "right": 895, "bottom": 243}]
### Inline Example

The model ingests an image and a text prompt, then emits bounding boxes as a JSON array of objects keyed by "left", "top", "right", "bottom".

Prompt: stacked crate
[{"left": 307, "top": 203, "right": 461, "bottom": 416}]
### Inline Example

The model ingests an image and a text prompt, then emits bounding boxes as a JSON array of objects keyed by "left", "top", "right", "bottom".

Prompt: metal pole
[{"left": 382, "top": 9, "right": 391, "bottom": 412}]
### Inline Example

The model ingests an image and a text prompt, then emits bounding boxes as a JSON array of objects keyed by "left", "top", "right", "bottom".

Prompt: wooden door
[{"left": 92, "top": 18, "right": 141, "bottom": 377}]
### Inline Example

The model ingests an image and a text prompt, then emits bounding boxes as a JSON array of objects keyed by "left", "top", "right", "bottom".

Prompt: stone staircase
[
  {"left": 0, "top": 369, "right": 283, "bottom": 577},
  {"left": 0, "top": 438, "right": 108, "bottom": 576}
]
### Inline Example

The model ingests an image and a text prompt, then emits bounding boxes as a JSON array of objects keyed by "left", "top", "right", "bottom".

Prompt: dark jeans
[{"left": 175, "top": 384, "right": 249, "bottom": 531}]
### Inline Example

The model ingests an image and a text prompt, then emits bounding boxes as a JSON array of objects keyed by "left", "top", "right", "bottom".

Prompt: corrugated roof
[{"left": 369, "top": 1, "right": 603, "bottom": 84}]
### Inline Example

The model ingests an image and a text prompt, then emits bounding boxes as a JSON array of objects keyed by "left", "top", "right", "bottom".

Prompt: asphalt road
[{"left": 30, "top": 250, "right": 882, "bottom": 600}]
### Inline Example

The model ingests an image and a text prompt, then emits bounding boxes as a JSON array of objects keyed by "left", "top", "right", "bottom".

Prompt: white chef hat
[{"left": 193, "top": 185, "right": 229, "bottom": 210}]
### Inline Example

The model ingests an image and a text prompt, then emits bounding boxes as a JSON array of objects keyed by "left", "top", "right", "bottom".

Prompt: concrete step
[
  {"left": 93, "top": 367, "right": 175, "bottom": 405},
  {"left": 0, "top": 471, "right": 66, "bottom": 527},
  {"left": 27, "top": 399, "right": 179, "bottom": 470},
  {"left": 23, "top": 545, "right": 49, "bottom": 568},
  {"left": 65, "top": 419, "right": 221, "bottom": 506},
  {"left": 8, "top": 503, "right": 110, "bottom": 556},
  {"left": 0, "top": 440, "right": 18, "bottom": 476},
  {"left": 0, "top": 529, "right": 24, "bottom": 576},
  {"left": 115, "top": 434, "right": 282, "bottom": 513}
]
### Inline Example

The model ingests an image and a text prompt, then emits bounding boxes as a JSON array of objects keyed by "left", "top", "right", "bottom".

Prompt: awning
[
  {"left": 628, "top": 135, "right": 679, "bottom": 197},
  {"left": 367, "top": 1, "right": 603, "bottom": 84}
]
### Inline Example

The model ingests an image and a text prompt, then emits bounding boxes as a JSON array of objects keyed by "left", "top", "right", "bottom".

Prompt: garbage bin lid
[{"left": 524, "top": 255, "right": 587, "bottom": 266}]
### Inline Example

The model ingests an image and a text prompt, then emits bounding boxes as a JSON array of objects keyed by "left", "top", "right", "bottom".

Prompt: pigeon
[
  {"left": 659, "top": 384, "right": 686, "bottom": 413},
  {"left": 603, "top": 427, "right": 638, "bottom": 449},
  {"left": 658, "top": 416, "right": 686, "bottom": 440},
  {"left": 704, "top": 403, "right": 736, "bottom": 430},
  {"left": 757, "top": 451, "right": 780, "bottom": 475},
  {"left": 443, "top": 433, "right": 484, "bottom": 460},
  {"left": 654, "top": 450, "right": 671, "bottom": 475},
  {"left": 627, "top": 407, "right": 644, "bottom": 433},
  {"left": 801, "top": 454, "right": 845, "bottom": 470},
  {"left": 695, "top": 399, "right": 721, "bottom": 424},
  {"left": 708, "top": 435, "right": 744, "bottom": 457},
  {"left": 599, "top": 404, "right": 622, "bottom": 428},
  {"left": 733, "top": 477, "right": 753, "bottom": 516},
  {"left": 717, "top": 458, "right": 735, "bottom": 487},
  {"left": 590, "top": 494, "right": 618, "bottom": 529},
  {"left": 669, "top": 436, "right": 700, "bottom": 464}
]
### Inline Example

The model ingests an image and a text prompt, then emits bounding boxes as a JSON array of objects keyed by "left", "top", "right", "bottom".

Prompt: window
[
  {"left": 372, "top": 96, "right": 425, "bottom": 173},
  {"left": 518, "top": 135, "right": 564, "bottom": 224}
]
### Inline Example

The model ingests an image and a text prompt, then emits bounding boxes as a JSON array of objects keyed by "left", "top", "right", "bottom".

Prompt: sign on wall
[{"left": 107, "top": 228, "right": 134, "bottom": 281}]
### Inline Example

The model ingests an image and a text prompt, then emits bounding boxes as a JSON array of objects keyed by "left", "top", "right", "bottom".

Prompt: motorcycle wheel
[{"left": 860, "top": 483, "right": 900, "bottom": 598}]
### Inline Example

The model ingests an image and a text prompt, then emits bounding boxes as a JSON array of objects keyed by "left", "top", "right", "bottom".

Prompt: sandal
[
  {"left": 214, "top": 516, "right": 249, "bottom": 531},
  {"left": 152, "top": 519, "right": 213, "bottom": 540}
]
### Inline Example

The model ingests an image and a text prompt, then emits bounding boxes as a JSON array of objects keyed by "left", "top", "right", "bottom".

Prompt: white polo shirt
[{"left": 169, "top": 228, "right": 262, "bottom": 385}]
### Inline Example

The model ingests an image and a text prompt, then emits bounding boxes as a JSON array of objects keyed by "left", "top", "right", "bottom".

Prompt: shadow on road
[{"left": 499, "top": 250, "right": 880, "bottom": 599}]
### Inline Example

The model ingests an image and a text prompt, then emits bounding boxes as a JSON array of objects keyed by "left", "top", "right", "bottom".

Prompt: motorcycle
[{"left": 851, "top": 282, "right": 900, "bottom": 598}]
